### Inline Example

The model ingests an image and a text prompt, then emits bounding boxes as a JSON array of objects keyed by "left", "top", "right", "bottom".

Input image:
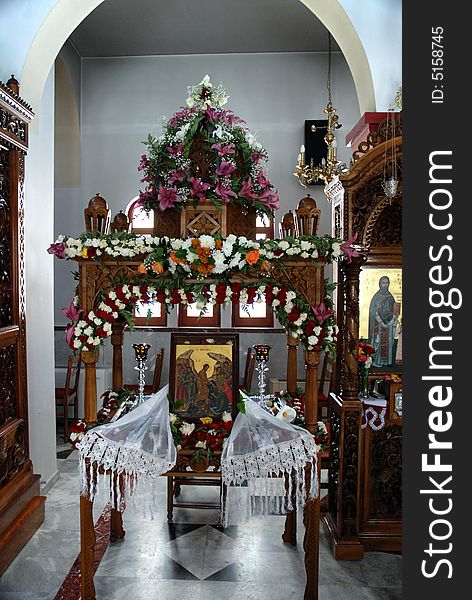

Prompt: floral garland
[
  {"left": 47, "top": 231, "right": 357, "bottom": 268},
  {"left": 137, "top": 75, "right": 279, "bottom": 218},
  {"left": 49, "top": 232, "right": 360, "bottom": 355}
]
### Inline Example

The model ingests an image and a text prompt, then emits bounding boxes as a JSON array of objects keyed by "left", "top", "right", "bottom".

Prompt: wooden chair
[
  {"left": 240, "top": 347, "right": 256, "bottom": 394},
  {"left": 278, "top": 210, "right": 299, "bottom": 238},
  {"left": 55, "top": 354, "right": 81, "bottom": 442},
  {"left": 295, "top": 194, "right": 321, "bottom": 237},
  {"left": 84, "top": 193, "right": 110, "bottom": 233},
  {"left": 126, "top": 347, "right": 165, "bottom": 394}
]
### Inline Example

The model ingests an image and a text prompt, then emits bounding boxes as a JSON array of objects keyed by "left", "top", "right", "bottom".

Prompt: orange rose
[
  {"left": 191, "top": 238, "right": 200, "bottom": 248},
  {"left": 137, "top": 263, "right": 147, "bottom": 274},
  {"left": 215, "top": 239, "right": 223, "bottom": 250},
  {"left": 245, "top": 249, "right": 260, "bottom": 265},
  {"left": 169, "top": 251, "right": 179, "bottom": 264},
  {"left": 151, "top": 262, "right": 164, "bottom": 274}
]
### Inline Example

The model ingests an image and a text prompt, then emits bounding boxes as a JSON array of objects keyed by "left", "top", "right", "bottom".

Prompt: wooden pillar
[
  {"left": 340, "top": 257, "right": 366, "bottom": 401},
  {"left": 322, "top": 256, "right": 366, "bottom": 560},
  {"left": 303, "top": 462, "right": 320, "bottom": 600},
  {"left": 286, "top": 335, "right": 299, "bottom": 395},
  {"left": 111, "top": 321, "right": 125, "bottom": 389},
  {"left": 81, "top": 351, "right": 98, "bottom": 427},
  {"left": 304, "top": 349, "right": 320, "bottom": 434},
  {"left": 80, "top": 494, "right": 96, "bottom": 600}
]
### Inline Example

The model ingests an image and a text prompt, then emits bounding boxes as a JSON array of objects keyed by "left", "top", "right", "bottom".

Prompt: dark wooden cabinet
[
  {"left": 323, "top": 114, "right": 403, "bottom": 559},
  {"left": 0, "top": 78, "right": 45, "bottom": 574}
]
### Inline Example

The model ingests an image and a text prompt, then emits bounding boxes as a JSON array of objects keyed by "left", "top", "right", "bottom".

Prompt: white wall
[
  {"left": 78, "top": 52, "right": 358, "bottom": 225},
  {"left": 25, "top": 68, "right": 58, "bottom": 488},
  {"left": 340, "top": 0, "right": 402, "bottom": 109}
]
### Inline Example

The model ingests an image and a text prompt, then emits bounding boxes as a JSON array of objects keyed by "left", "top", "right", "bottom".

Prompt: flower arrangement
[
  {"left": 269, "top": 387, "right": 330, "bottom": 453},
  {"left": 137, "top": 75, "right": 279, "bottom": 218},
  {"left": 96, "top": 387, "right": 137, "bottom": 424},
  {"left": 357, "top": 339, "right": 375, "bottom": 398},
  {"left": 69, "top": 419, "right": 88, "bottom": 449},
  {"left": 169, "top": 411, "right": 233, "bottom": 460}
]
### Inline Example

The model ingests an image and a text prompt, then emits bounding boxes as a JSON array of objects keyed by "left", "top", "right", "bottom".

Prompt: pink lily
[
  {"left": 311, "top": 302, "right": 334, "bottom": 325},
  {"left": 341, "top": 233, "right": 360, "bottom": 263},
  {"left": 61, "top": 302, "right": 84, "bottom": 346},
  {"left": 211, "top": 143, "right": 235, "bottom": 157},
  {"left": 47, "top": 242, "right": 66, "bottom": 259},
  {"left": 215, "top": 180, "right": 237, "bottom": 204},
  {"left": 137, "top": 154, "right": 150, "bottom": 172},
  {"left": 158, "top": 185, "right": 181, "bottom": 211},
  {"left": 260, "top": 191, "right": 280, "bottom": 211},
  {"left": 239, "top": 177, "right": 258, "bottom": 200},
  {"left": 256, "top": 170, "right": 270, "bottom": 188},
  {"left": 204, "top": 107, "right": 222, "bottom": 122},
  {"left": 167, "top": 169, "right": 186, "bottom": 185},
  {"left": 189, "top": 177, "right": 211, "bottom": 202},
  {"left": 166, "top": 142, "right": 185, "bottom": 157},
  {"left": 216, "top": 161, "right": 236, "bottom": 178},
  {"left": 251, "top": 151, "right": 264, "bottom": 162}
]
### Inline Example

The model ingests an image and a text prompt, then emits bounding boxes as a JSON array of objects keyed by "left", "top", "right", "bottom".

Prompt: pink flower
[
  {"left": 47, "top": 242, "right": 66, "bottom": 259},
  {"left": 261, "top": 191, "right": 280, "bottom": 211},
  {"left": 137, "top": 154, "right": 150, "bottom": 172},
  {"left": 158, "top": 186, "right": 181, "bottom": 211},
  {"left": 220, "top": 109, "right": 245, "bottom": 126},
  {"left": 216, "top": 161, "right": 236, "bottom": 178},
  {"left": 239, "top": 177, "right": 258, "bottom": 200},
  {"left": 189, "top": 177, "right": 211, "bottom": 202},
  {"left": 167, "top": 170, "right": 186, "bottom": 185},
  {"left": 311, "top": 302, "right": 334, "bottom": 325},
  {"left": 211, "top": 143, "right": 235, "bottom": 157},
  {"left": 341, "top": 233, "right": 361, "bottom": 263},
  {"left": 166, "top": 142, "right": 185, "bottom": 156},
  {"left": 61, "top": 302, "right": 84, "bottom": 346},
  {"left": 204, "top": 107, "right": 222, "bottom": 122},
  {"left": 256, "top": 170, "right": 270, "bottom": 188},
  {"left": 139, "top": 187, "right": 158, "bottom": 204},
  {"left": 215, "top": 180, "right": 237, "bottom": 204},
  {"left": 251, "top": 151, "right": 264, "bottom": 162}
]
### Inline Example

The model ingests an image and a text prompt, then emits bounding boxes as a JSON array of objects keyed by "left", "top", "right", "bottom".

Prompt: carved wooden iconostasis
[
  {"left": 0, "top": 78, "right": 45, "bottom": 574},
  {"left": 324, "top": 114, "right": 403, "bottom": 559}
]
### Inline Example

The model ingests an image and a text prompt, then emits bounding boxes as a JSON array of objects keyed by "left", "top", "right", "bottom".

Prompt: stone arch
[{"left": 21, "top": 0, "right": 376, "bottom": 115}]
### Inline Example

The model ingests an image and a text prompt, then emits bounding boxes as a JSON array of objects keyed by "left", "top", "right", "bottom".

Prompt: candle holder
[
  {"left": 253, "top": 344, "right": 272, "bottom": 406},
  {"left": 132, "top": 343, "right": 151, "bottom": 404}
]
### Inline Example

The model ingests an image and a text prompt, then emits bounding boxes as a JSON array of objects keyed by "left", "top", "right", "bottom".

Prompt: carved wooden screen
[{"left": 0, "top": 79, "right": 44, "bottom": 575}]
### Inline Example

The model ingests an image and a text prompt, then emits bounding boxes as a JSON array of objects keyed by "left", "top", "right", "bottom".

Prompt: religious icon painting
[
  {"left": 359, "top": 267, "right": 402, "bottom": 370},
  {"left": 169, "top": 333, "right": 239, "bottom": 421}
]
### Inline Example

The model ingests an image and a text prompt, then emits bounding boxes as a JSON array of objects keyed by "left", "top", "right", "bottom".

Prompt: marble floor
[{"left": 0, "top": 445, "right": 402, "bottom": 600}]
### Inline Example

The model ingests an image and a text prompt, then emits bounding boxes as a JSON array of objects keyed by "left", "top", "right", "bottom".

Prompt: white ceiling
[{"left": 70, "top": 0, "right": 339, "bottom": 57}]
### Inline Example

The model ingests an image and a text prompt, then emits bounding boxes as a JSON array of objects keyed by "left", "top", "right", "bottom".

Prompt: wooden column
[
  {"left": 322, "top": 256, "right": 365, "bottom": 560},
  {"left": 111, "top": 321, "right": 125, "bottom": 389},
  {"left": 81, "top": 351, "right": 98, "bottom": 427},
  {"left": 303, "top": 462, "right": 320, "bottom": 600},
  {"left": 286, "top": 335, "right": 299, "bottom": 395},
  {"left": 304, "top": 349, "right": 320, "bottom": 434},
  {"left": 80, "top": 493, "right": 96, "bottom": 600}
]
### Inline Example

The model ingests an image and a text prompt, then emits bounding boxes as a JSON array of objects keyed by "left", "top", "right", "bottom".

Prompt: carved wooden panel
[
  {"left": 0, "top": 344, "right": 17, "bottom": 426},
  {"left": 341, "top": 412, "right": 360, "bottom": 537},
  {"left": 370, "top": 199, "right": 402, "bottom": 247},
  {"left": 272, "top": 260, "right": 326, "bottom": 306},
  {"left": 153, "top": 206, "right": 181, "bottom": 237},
  {"left": 368, "top": 424, "right": 402, "bottom": 519},
  {"left": 0, "top": 152, "right": 12, "bottom": 327},
  {"left": 227, "top": 204, "right": 256, "bottom": 238},
  {"left": 328, "top": 409, "right": 340, "bottom": 522},
  {"left": 182, "top": 203, "right": 226, "bottom": 237}
]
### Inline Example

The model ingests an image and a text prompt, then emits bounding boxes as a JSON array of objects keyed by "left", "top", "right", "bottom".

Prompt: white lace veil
[
  {"left": 77, "top": 385, "right": 176, "bottom": 511},
  {"left": 220, "top": 393, "right": 318, "bottom": 526}
]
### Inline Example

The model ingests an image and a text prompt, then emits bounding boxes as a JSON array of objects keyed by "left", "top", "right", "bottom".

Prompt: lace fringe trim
[
  {"left": 77, "top": 431, "right": 176, "bottom": 512},
  {"left": 220, "top": 433, "right": 319, "bottom": 526}
]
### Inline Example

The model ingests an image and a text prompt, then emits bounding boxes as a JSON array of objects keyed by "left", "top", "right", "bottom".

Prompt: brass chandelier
[{"left": 294, "top": 33, "right": 348, "bottom": 188}]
